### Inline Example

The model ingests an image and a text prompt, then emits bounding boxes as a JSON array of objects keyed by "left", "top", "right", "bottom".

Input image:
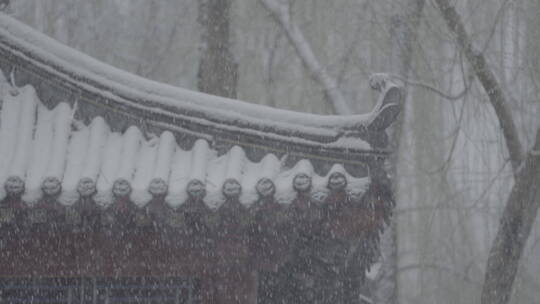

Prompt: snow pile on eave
[{"left": 0, "top": 14, "right": 381, "bottom": 143}]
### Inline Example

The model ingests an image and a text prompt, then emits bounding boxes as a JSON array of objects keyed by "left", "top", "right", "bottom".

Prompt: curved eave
[{"left": 0, "top": 13, "right": 400, "bottom": 162}]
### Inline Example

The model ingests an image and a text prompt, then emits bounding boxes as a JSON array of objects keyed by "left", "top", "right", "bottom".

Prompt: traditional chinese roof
[
  {"left": 0, "top": 13, "right": 401, "bottom": 289},
  {"left": 0, "top": 13, "right": 400, "bottom": 213},
  {"left": 0, "top": 82, "right": 372, "bottom": 208}
]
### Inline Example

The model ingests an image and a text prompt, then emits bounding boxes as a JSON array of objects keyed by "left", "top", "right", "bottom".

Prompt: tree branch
[
  {"left": 259, "top": 0, "right": 351, "bottom": 114},
  {"left": 433, "top": 3, "right": 540, "bottom": 304},
  {"left": 389, "top": 73, "right": 471, "bottom": 101},
  {"left": 434, "top": 0, "right": 523, "bottom": 174}
]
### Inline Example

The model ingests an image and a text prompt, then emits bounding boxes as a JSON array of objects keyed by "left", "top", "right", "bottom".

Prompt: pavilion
[{"left": 0, "top": 13, "right": 401, "bottom": 304}]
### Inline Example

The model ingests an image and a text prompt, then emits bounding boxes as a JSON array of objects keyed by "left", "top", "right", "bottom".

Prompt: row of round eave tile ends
[{"left": 0, "top": 82, "right": 369, "bottom": 210}]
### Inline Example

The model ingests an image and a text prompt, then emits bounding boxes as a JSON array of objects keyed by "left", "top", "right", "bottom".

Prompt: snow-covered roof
[
  {"left": 0, "top": 13, "right": 398, "bottom": 219},
  {"left": 0, "top": 81, "right": 371, "bottom": 208},
  {"left": 0, "top": 14, "right": 397, "bottom": 284},
  {"left": 0, "top": 14, "right": 401, "bottom": 153}
]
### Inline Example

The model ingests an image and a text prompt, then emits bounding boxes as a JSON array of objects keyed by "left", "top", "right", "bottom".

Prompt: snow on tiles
[
  {"left": 165, "top": 148, "right": 193, "bottom": 208},
  {"left": 0, "top": 89, "right": 22, "bottom": 200},
  {"left": 150, "top": 131, "right": 176, "bottom": 196},
  {"left": 59, "top": 126, "right": 90, "bottom": 205},
  {"left": 8, "top": 86, "right": 37, "bottom": 180},
  {"left": 22, "top": 105, "right": 54, "bottom": 204},
  {"left": 0, "top": 74, "right": 371, "bottom": 209},
  {"left": 130, "top": 139, "right": 158, "bottom": 207},
  {"left": 95, "top": 132, "right": 122, "bottom": 207},
  {"left": 79, "top": 116, "right": 109, "bottom": 196}
]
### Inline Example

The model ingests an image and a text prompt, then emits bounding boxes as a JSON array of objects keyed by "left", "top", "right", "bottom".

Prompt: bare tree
[{"left": 434, "top": 1, "right": 540, "bottom": 303}]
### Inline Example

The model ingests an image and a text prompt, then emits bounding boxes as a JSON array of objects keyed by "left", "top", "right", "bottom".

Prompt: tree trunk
[
  {"left": 197, "top": 0, "right": 238, "bottom": 98},
  {"left": 480, "top": 129, "right": 540, "bottom": 304},
  {"left": 375, "top": 1, "right": 425, "bottom": 304},
  {"left": 434, "top": 0, "right": 523, "bottom": 174},
  {"left": 434, "top": 1, "right": 540, "bottom": 303}
]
